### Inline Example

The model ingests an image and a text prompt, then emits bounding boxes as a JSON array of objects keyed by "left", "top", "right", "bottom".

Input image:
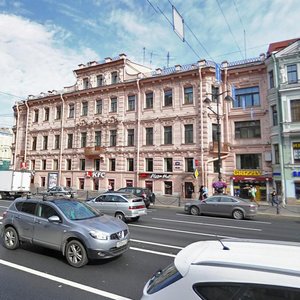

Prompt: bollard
[{"left": 276, "top": 203, "right": 280, "bottom": 215}]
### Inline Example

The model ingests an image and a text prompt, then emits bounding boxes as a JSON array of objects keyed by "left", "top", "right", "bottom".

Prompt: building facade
[
  {"left": 12, "top": 53, "right": 273, "bottom": 200},
  {"left": 0, "top": 128, "right": 13, "bottom": 170},
  {"left": 266, "top": 38, "right": 300, "bottom": 203}
]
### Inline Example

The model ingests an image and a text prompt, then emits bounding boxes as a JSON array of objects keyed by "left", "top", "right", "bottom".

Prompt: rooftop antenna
[
  {"left": 216, "top": 235, "right": 230, "bottom": 250},
  {"left": 167, "top": 51, "right": 170, "bottom": 67},
  {"left": 143, "top": 47, "right": 146, "bottom": 65}
]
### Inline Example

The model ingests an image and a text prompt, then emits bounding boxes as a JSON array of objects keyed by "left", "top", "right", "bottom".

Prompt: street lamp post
[{"left": 204, "top": 87, "right": 233, "bottom": 183}]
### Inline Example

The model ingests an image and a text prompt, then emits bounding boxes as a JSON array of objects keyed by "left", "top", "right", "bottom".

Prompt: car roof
[{"left": 175, "top": 239, "right": 300, "bottom": 277}]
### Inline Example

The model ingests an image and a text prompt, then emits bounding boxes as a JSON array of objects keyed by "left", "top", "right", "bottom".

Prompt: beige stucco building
[{"left": 12, "top": 53, "right": 272, "bottom": 200}]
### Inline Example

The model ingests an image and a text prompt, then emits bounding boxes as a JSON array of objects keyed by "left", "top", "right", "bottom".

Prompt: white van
[{"left": 141, "top": 239, "right": 300, "bottom": 300}]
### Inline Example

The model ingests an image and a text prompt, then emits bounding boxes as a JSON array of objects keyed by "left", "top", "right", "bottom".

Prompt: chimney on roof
[
  {"left": 198, "top": 59, "right": 206, "bottom": 67},
  {"left": 260, "top": 53, "right": 266, "bottom": 61},
  {"left": 119, "top": 53, "right": 127, "bottom": 59},
  {"left": 105, "top": 57, "right": 112, "bottom": 63},
  {"left": 221, "top": 61, "right": 228, "bottom": 68},
  {"left": 175, "top": 65, "right": 182, "bottom": 71},
  {"left": 87, "top": 61, "right": 97, "bottom": 66},
  {"left": 156, "top": 68, "right": 162, "bottom": 75},
  {"left": 78, "top": 64, "right": 85, "bottom": 68}
]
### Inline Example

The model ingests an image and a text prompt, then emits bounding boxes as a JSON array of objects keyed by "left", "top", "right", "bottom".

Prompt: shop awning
[{"left": 231, "top": 176, "right": 272, "bottom": 183}]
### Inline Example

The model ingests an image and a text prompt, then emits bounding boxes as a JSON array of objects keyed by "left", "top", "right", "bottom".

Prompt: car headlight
[{"left": 89, "top": 230, "right": 109, "bottom": 240}]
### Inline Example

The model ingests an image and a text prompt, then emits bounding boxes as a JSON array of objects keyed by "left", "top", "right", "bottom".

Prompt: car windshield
[{"left": 54, "top": 200, "right": 101, "bottom": 220}]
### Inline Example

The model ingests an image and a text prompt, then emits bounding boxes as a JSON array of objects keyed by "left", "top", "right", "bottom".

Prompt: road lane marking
[
  {"left": 176, "top": 213, "right": 272, "bottom": 224},
  {"left": 131, "top": 239, "right": 183, "bottom": 249},
  {"left": 130, "top": 247, "right": 176, "bottom": 257},
  {"left": 0, "top": 259, "right": 132, "bottom": 300},
  {"left": 129, "top": 224, "right": 234, "bottom": 239},
  {"left": 152, "top": 218, "right": 262, "bottom": 231}
]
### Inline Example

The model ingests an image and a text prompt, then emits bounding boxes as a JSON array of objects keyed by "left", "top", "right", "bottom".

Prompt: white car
[{"left": 141, "top": 239, "right": 300, "bottom": 299}]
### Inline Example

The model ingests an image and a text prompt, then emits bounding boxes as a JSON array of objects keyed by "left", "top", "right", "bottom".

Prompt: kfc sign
[{"left": 85, "top": 171, "right": 106, "bottom": 178}]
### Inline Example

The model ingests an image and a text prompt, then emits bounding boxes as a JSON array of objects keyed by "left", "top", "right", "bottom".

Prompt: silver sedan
[{"left": 184, "top": 195, "right": 258, "bottom": 220}]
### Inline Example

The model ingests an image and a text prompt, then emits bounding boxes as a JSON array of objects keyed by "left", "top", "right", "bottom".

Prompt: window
[
  {"left": 184, "top": 87, "right": 193, "bottom": 104},
  {"left": 31, "top": 160, "right": 35, "bottom": 170},
  {"left": 212, "top": 124, "right": 218, "bottom": 141},
  {"left": 271, "top": 105, "right": 278, "bottom": 126},
  {"left": 32, "top": 136, "right": 37, "bottom": 150},
  {"left": 111, "top": 97, "right": 117, "bottom": 112},
  {"left": 81, "top": 101, "right": 88, "bottom": 116},
  {"left": 80, "top": 159, "right": 85, "bottom": 171},
  {"left": 145, "top": 92, "right": 153, "bottom": 109},
  {"left": 95, "top": 131, "right": 101, "bottom": 146},
  {"left": 213, "top": 160, "right": 222, "bottom": 173},
  {"left": 233, "top": 86, "right": 260, "bottom": 108},
  {"left": 94, "top": 159, "right": 100, "bottom": 171},
  {"left": 164, "top": 89, "right": 172, "bottom": 106},
  {"left": 41, "top": 176, "right": 46, "bottom": 187},
  {"left": 164, "top": 126, "right": 172, "bottom": 144},
  {"left": 54, "top": 135, "right": 60, "bottom": 149},
  {"left": 111, "top": 72, "right": 118, "bottom": 84},
  {"left": 38, "top": 204, "right": 58, "bottom": 219},
  {"left": 287, "top": 64, "right": 298, "bottom": 84},
  {"left": 293, "top": 142, "right": 300, "bottom": 164},
  {"left": 78, "top": 178, "right": 85, "bottom": 190},
  {"left": 44, "top": 107, "right": 49, "bottom": 121},
  {"left": 184, "top": 124, "right": 193, "bottom": 144},
  {"left": 211, "top": 85, "right": 219, "bottom": 103},
  {"left": 96, "top": 99, "right": 102, "bottom": 114},
  {"left": 97, "top": 75, "right": 103, "bottom": 86},
  {"left": 146, "top": 127, "right": 153, "bottom": 145},
  {"left": 66, "top": 159, "right": 72, "bottom": 170},
  {"left": 145, "top": 181, "right": 153, "bottom": 192},
  {"left": 109, "top": 158, "right": 116, "bottom": 171},
  {"left": 127, "top": 129, "right": 134, "bottom": 146},
  {"left": 110, "top": 130, "right": 117, "bottom": 146},
  {"left": 67, "top": 134, "right": 73, "bottom": 149},
  {"left": 66, "top": 178, "right": 71, "bottom": 187},
  {"left": 185, "top": 158, "right": 194, "bottom": 172},
  {"left": 128, "top": 95, "right": 136, "bottom": 111},
  {"left": 236, "top": 154, "right": 261, "bottom": 169},
  {"left": 164, "top": 158, "right": 172, "bottom": 172},
  {"left": 274, "top": 144, "right": 280, "bottom": 164},
  {"left": 33, "top": 109, "right": 39, "bottom": 123},
  {"left": 269, "top": 70, "right": 274, "bottom": 88},
  {"left": 43, "top": 136, "right": 48, "bottom": 150},
  {"left": 69, "top": 104, "right": 74, "bottom": 118},
  {"left": 83, "top": 78, "right": 89, "bottom": 89},
  {"left": 127, "top": 158, "right": 134, "bottom": 171},
  {"left": 81, "top": 132, "right": 87, "bottom": 148},
  {"left": 146, "top": 158, "right": 153, "bottom": 172},
  {"left": 20, "top": 202, "right": 37, "bottom": 215},
  {"left": 53, "top": 159, "right": 58, "bottom": 170},
  {"left": 42, "top": 159, "right": 46, "bottom": 170},
  {"left": 126, "top": 180, "right": 133, "bottom": 187},
  {"left": 56, "top": 105, "right": 62, "bottom": 120},
  {"left": 291, "top": 100, "right": 300, "bottom": 122},
  {"left": 235, "top": 121, "right": 261, "bottom": 139},
  {"left": 164, "top": 181, "right": 172, "bottom": 195}
]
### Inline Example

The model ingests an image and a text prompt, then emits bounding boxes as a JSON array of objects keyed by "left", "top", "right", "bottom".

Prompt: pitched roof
[{"left": 267, "top": 38, "right": 300, "bottom": 56}]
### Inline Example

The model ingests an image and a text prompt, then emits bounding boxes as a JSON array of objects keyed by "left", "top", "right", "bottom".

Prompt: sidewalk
[{"left": 153, "top": 196, "right": 300, "bottom": 218}]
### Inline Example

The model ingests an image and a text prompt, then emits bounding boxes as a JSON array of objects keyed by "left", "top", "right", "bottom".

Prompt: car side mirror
[{"left": 48, "top": 215, "right": 61, "bottom": 223}]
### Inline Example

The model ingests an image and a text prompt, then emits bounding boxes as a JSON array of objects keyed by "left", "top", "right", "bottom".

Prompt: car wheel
[
  {"left": 190, "top": 206, "right": 200, "bottom": 216},
  {"left": 131, "top": 216, "right": 140, "bottom": 222},
  {"left": 115, "top": 212, "right": 126, "bottom": 222},
  {"left": 4, "top": 227, "right": 20, "bottom": 250},
  {"left": 232, "top": 209, "right": 244, "bottom": 220},
  {"left": 65, "top": 240, "right": 88, "bottom": 268}
]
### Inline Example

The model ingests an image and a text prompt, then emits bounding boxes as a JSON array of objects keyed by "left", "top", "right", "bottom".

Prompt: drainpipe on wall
[
  {"left": 272, "top": 54, "right": 286, "bottom": 206},
  {"left": 136, "top": 78, "right": 141, "bottom": 186},
  {"left": 14, "top": 102, "right": 20, "bottom": 170},
  {"left": 59, "top": 93, "right": 65, "bottom": 186},
  {"left": 24, "top": 100, "right": 30, "bottom": 164}
]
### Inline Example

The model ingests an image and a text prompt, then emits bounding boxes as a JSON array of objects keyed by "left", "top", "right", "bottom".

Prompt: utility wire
[
  {"left": 233, "top": 0, "right": 247, "bottom": 59},
  {"left": 0, "top": 91, "right": 24, "bottom": 99},
  {"left": 216, "top": 0, "right": 244, "bottom": 60}
]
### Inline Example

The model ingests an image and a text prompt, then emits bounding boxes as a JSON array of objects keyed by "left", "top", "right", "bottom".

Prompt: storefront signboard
[{"left": 233, "top": 169, "right": 262, "bottom": 176}]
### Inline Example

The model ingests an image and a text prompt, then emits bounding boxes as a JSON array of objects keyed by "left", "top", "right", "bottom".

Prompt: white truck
[{"left": 0, "top": 170, "right": 32, "bottom": 199}]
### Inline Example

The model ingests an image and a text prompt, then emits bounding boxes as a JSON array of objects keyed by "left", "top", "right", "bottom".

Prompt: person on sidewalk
[
  {"left": 199, "top": 185, "right": 208, "bottom": 200},
  {"left": 271, "top": 191, "right": 278, "bottom": 206},
  {"left": 249, "top": 185, "right": 259, "bottom": 206}
]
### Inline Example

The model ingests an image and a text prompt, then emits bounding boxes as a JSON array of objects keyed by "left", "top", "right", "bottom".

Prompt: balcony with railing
[
  {"left": 84, "top": 146, "right": 106, "bottom": 158},
  {"left": 209, "top": 142, "right": 230, "bottom": 154}
]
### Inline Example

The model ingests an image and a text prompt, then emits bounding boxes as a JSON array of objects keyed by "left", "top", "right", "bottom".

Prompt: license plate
[{"left": 117, "top": 239, "right": 128, "bottom": 248}]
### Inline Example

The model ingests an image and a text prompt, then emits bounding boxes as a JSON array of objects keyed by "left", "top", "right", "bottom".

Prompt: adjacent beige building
[{"left": 12, "top": 53, "right": 272, "bottom": 200}]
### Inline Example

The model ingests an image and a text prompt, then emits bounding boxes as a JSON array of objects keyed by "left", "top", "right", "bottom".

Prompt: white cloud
[{"left": 0, "top": 13, "right": 98, "bottom": 126}]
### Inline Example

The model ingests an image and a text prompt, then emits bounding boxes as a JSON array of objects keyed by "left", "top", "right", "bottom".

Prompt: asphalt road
[{"left": 0, "top": 201, "right": 300, "bottom": 300}]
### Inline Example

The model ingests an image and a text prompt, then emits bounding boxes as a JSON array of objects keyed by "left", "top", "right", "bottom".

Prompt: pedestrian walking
[
  {"left": 199, "top": 185, "right": 208, "bottom": 200},
  {"left": 271, "top": 191, "right": 280, "bottom": 214},
  {"left": 249, "top": 185, "right": 259, "bottom": 206}
]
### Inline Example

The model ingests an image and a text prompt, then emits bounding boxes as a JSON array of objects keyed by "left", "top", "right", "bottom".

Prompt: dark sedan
[
  {"left": 184, "top": 195, "right": 258, "bottom": 220},
  {"left": 45, "top": 186, "right": 77, "bottom": 198}
]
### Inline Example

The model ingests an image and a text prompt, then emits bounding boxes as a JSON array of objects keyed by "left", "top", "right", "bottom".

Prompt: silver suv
[{"left": 1, "top": 196, "right": 130, "bottom": 268}]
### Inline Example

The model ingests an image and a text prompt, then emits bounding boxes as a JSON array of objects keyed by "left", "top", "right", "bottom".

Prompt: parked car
[
  {"left": 184, "top": 195, "right": 258, "bottom": 220},
  {"left": 86, "top": 192, "right": 147, "bottom": 222},
  {"left": 45, "top": 186, "right": 77, "bottom": 198},
  {"left": 1, "top": 196, "right": 130, "bottom": 268},
  {"left": 141, "top": 239, "right": 300, "bottom": 299},
  {"left": 117, "top": 187, "right": 155, "bottom": 208}
]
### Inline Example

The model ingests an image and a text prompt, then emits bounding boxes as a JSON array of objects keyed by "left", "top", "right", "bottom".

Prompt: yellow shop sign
[{"left": 233, "top": 169, "right": 262, "bottom": 176}]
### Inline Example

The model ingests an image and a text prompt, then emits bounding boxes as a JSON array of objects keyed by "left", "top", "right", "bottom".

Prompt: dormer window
[{"left": 111, "top": 72, "right": 118, "bottom": 84}]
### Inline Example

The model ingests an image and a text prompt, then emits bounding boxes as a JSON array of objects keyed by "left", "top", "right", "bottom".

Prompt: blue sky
[{"left": 1, "top": 0, "right": 300, "bottom": 127}]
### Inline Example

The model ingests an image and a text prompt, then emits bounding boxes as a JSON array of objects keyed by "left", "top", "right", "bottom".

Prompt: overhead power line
[{"left": 233, "top": 0, "right": 247, "bottom": 59}]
